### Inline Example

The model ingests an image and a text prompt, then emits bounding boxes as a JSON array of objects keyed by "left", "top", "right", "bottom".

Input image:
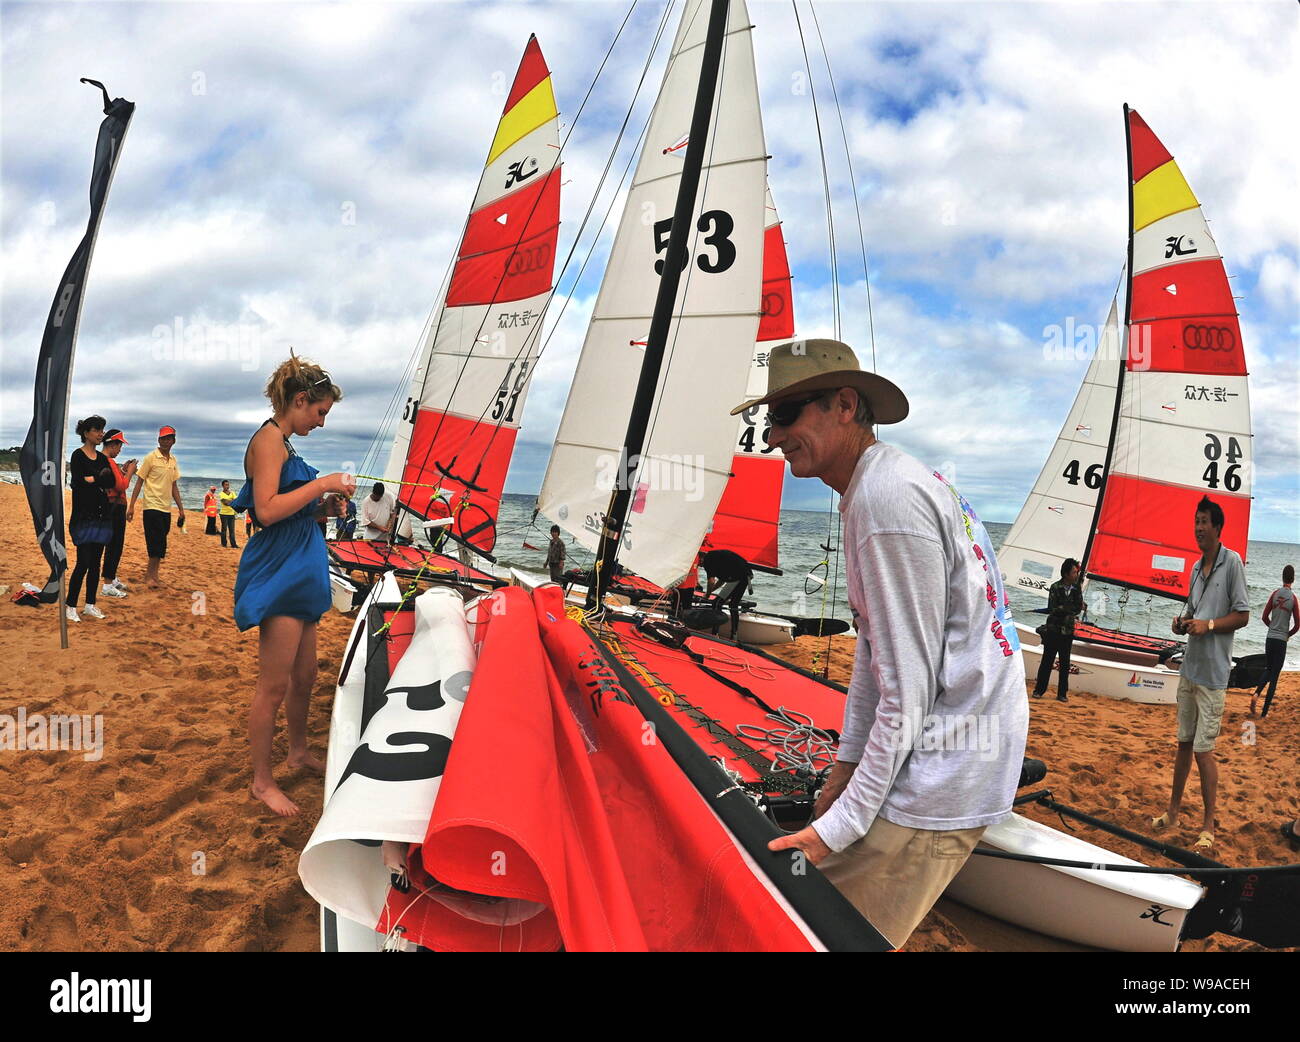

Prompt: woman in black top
[{"left": 66, "top": 415, "right": 116, "bottom": 621}]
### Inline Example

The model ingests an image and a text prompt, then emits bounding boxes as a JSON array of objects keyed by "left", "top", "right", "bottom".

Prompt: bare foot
[
  {"left": 250, "top": 781, "right": 300, "bottom": 816},
  {"left": 287, "top": 750, "right": 326, "bottom": 774}
]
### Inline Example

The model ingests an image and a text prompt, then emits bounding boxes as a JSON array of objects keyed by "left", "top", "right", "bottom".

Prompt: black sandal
[{"left": 1281, "top": 822, "right": 1300, "bottom": 850}]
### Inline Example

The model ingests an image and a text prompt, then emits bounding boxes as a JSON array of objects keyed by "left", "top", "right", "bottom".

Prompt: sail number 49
[
  {"left": 1203, "top": 434, "right": 1243, "bottom": 491},
  {"left": 653, "top": 210, "right": 736, "bottom": 275}
]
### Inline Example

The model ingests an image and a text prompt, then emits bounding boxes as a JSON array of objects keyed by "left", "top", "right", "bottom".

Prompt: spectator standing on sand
[
  {"left": 99, "top": 429, "right": 136, "bottom": 598},
  {"left": 230, "top": 355, "right": 353, "bottom": 816},
  {"left": 65, "top": 416, "right": 115, "bottom": 622},
  {"left": 1152, "top": 496, "right": 1249, "bottom": 852},
  {"left": 218, "top": 479, "right": 239, "bottom": 548},
  {"left": 126, "top": 425, "right": 184, "bottom": 589},
  {"left": 204, "top": 486, "right": 220, "bottom": 535},
  {"left": 1252, "top": 564, "right": 1298, "bottom": 718}
]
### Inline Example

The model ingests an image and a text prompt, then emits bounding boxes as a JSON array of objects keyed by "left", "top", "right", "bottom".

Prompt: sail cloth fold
[
  {"left": 382, "top": 35, "right": 561, "bottom": 553},
  {"left": 21, "top": 80, "right": 135, "bottom": 600},
  {"left": 298, "top": 583, "right": 476, "bottom": 933},
  {"left": 537, "top": 0, "right": 769, "bottom": 589},
  {"left": 368, "top": 586, "right": 831, "bottom": 951},
  {"left": 1088, "top": 109, "right": 1251, "bottom": 596}
]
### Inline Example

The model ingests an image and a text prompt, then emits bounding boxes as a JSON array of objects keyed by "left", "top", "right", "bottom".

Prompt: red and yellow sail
[
  {"left": 385, "top": 36, "right": 561, "bottom": 552},
  {"left": 1087, "top": 108, "right": 1251, "bottom": 596}
]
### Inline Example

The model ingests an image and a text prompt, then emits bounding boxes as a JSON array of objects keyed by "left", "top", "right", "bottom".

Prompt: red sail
[
  {"left": 1088, "top": 109, "right": 1251, "bottom": 597},
  {"left": 378, "top": 587, "right": 824, "bottom": 951},
  {"left": 703, "top": 200, "right": 792, "bottom": 570},
  {"left": 384, "top": 38, "right": 561, "bottom": 554}
]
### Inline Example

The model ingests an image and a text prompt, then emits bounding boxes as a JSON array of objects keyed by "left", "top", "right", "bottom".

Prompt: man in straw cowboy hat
[{"left": 760, "top": 339, "right": 1028, "bottom": 948}]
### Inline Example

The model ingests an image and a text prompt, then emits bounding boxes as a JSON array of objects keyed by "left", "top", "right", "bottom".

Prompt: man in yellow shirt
[
  {"left": 218, "top": 479, "right": 239, "bottom": 548},
  {"left": 127, "top": 425, "right": 185, "bottom": 588}
]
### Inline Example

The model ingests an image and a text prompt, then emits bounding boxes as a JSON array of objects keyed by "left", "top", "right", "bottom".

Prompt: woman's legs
[
  {"left": 103, "top": 506, "right": 126, "bottom": 581},
  {"left": 284, "top": 621, "right": 324, "bottom": 772},
  {"left": 66, "top": 546, "right": 91, "bottom": 607},
  {"left": 250, "top": 615, "right": 307, "bottom": 816}
]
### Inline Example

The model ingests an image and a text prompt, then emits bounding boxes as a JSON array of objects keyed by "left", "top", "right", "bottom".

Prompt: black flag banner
[{"left": 19, "top": 79, "right": 135, "bottom": 600}]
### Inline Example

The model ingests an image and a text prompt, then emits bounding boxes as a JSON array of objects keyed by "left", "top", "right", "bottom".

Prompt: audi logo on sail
[{"left": 1183, "top": 324, "right": 1234, "bottom": 351}]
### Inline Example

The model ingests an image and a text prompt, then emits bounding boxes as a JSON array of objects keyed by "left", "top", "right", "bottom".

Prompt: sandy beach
[{"left": 1, "top": 481, "right": 1295, "bottom": 952}]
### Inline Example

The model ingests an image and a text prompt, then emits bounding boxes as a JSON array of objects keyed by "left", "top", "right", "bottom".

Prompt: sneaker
[
  {"left": 1056, "top": 693, "right": 1068, "bottom": 703},
  {"left": 111, "top": 578, "right": 131, "bottom": 592},
  {"left": 101, "top": 583, "right": 128, "bottom": 598},
  {"left": 84, "top": 604, "right": 106, "bottom": 619},
  {"left": 66, "top": 607, "right": 82, "bottom": 623}
]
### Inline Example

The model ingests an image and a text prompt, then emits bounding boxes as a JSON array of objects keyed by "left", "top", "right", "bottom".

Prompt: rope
[{"left": 734, "top": 706, "right": 836, "bottom": 775}]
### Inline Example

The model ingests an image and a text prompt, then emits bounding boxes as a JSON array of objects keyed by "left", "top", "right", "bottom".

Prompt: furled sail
[
  {"left": 998, "top": 294, "right": 1121, "bottom": 596},
  {"left": 1085, "top": 108, "right": 1251, "bottom": 597},
  {"left": 385, "top": 36, "right": 560, "bottom": 552},
  {"left": 535, "top": 0, "right": 768, "bottom": 589},
  {"left": 700, "top": 183, "right": 793, "bottom": 569}
]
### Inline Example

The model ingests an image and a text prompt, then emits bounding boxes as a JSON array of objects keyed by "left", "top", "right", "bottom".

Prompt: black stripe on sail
[{"left": 19, "top": 80, "right": 135, "bottom": 598}]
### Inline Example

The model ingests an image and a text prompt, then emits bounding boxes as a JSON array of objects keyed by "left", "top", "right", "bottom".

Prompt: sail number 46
[
  {"left": 1203, "top": 434, "right": 1243, "bottom": 491},
  {"left": 1062, "top": 460, "right": 1102, "bottom": 488},
  {"left": 653, "top": 210, "right": 736, "bottom": 275}
]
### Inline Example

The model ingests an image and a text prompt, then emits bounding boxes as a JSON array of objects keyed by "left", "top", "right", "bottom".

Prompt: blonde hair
[{"left": 265, "top": 351, "right": 342, "bottom": 414}]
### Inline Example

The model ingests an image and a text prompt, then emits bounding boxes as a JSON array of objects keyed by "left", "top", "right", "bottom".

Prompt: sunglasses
[{"left": 767, "top": 392, "right": 826, "bottom": 428}]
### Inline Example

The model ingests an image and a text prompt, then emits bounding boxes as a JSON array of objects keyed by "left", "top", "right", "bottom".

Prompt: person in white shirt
[
  {"left": 750, "top": 339, "right": 1029, "bottom": 949},
  {"left": 358, "top": 482, "right": 396, "bottom": 541}
]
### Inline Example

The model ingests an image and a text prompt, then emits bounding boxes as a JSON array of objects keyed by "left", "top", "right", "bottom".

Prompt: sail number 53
[{"left": 653, "top": 210, "right": 736, "bottom": 275}]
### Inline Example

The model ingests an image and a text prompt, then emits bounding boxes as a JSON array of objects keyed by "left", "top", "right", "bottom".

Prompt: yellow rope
[{"left": 583, "top": 617, "right": 677, "bottom": 707}]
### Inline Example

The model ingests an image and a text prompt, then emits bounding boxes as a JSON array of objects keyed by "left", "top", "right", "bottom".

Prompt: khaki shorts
[
  {"left": 1176, "top": 675, "right": 1226, "bottom": 752},
  {"left": 817, "top": 816, "right": 986, "bottom": 949}
]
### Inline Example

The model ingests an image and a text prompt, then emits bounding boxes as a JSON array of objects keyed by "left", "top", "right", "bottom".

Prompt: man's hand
[
  {"left": 1172, "top": 616, "right": 1189, "bottom": 635},
  {"left": 126, "top": 506, "right": 134, "bottom": 522},
  {"left": 768, "top": 825, "right": 832, "bottom": 866},
  {"left": 1184, "top": 618, "right": 1210, "bottom": 637}
]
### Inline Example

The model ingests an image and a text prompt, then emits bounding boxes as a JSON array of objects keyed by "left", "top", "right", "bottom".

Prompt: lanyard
[{"left": 1187, "top": 549, "right": 1224, "bottom": 618}]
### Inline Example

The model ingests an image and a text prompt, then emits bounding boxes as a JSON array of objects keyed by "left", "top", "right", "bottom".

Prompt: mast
[
  {"left": 588, "top": 0, "right": 732, "bottom": 608},
  {"left": 1079, "top": 103, "right": 1135, "bottom": 582}
]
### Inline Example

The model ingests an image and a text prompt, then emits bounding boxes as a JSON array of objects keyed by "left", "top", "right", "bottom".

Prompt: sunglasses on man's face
[{"left": 767, "top": 392, "right": 826, "bottom": 428}]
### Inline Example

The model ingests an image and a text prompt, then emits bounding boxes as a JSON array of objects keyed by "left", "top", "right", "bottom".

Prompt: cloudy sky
[{"left": 2, "top": 0, "right": 1296, "bottom": 541}]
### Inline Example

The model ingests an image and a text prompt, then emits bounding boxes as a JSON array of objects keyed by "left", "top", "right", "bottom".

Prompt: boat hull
[
  {"left": 944, "top": 812, "right": 1203, "bottom": 952},
  {"left": 1016, "top": 623, "right": 1179, "bottom": 704}
]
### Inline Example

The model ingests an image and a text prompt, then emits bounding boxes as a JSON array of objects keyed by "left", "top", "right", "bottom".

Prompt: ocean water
[{"left": 172, "top": 477, "right": 1298, "bottom": 666}]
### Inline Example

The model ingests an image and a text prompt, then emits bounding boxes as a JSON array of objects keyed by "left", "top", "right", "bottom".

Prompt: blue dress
[{"left": 231, "top": 435, "right": 331, "bottom": 632}]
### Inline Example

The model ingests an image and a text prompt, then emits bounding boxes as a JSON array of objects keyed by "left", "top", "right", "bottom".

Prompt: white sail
[
  {"left": 999, "top": 295, "right": 1122, "bottom": 596},
  {"left": 536, "top": 0, "right": 768, "bottom": 588}
]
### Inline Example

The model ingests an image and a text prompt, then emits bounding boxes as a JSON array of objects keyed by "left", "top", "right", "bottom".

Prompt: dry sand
[{"left": 1, "top": 483, "right": 1295, "bottom": 951}]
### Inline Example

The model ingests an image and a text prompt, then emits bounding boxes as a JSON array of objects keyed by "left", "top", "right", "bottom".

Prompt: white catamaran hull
[
  {"left": 944, "top": 812, "right": 1204, "bottom": 952},
  {"left": 1016, "top": 623, "right": 1179, "bottom": 704}
]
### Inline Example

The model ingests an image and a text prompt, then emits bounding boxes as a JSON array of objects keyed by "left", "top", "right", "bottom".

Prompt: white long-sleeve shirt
[
  {"left": 812, "top": 442, "right": 1029, "bottom": 853},
  {"left": 358, "top": 491, "right": 396, "bottom": 538}
]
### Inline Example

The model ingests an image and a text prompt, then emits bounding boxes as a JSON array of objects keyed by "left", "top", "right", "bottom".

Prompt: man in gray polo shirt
[{"left": 1152, "top": 495, "right": 1249, "bottom": 852}]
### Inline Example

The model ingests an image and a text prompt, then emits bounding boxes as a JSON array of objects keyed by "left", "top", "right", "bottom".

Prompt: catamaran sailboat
[{"left": 1000, "top": 106, "right": 1252, "bottom": 704}]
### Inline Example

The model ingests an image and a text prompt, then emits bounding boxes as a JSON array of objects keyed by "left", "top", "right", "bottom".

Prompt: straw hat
[{"left": 729, "top": 339, "right": 909, "bottom": 424}]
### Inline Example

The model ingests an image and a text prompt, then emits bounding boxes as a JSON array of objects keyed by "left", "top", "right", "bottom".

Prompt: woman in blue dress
[{"left": 233, "top": 355, "right": 354, "bottom": 816}]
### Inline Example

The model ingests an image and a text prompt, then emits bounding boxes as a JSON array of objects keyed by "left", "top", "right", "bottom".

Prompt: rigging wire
[
  {"left": 808, "top": 0, "right": 877, "bottom": 370},
  {"left": 790, "top": 0, "right": 840, "bottom": 340}
]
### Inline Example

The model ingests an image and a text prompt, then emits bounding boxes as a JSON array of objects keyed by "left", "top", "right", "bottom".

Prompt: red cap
[{"left": 159, "top": 425, "right": 176, "bottom": 437}]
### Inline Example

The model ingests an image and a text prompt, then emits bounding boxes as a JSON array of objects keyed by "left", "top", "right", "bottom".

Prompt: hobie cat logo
[
  {"left": 1164, "top": 235, "right": 1198, "bottom": 258},
  {"left": 505, "top": 155, "right": 539, "bottom": 188}
]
